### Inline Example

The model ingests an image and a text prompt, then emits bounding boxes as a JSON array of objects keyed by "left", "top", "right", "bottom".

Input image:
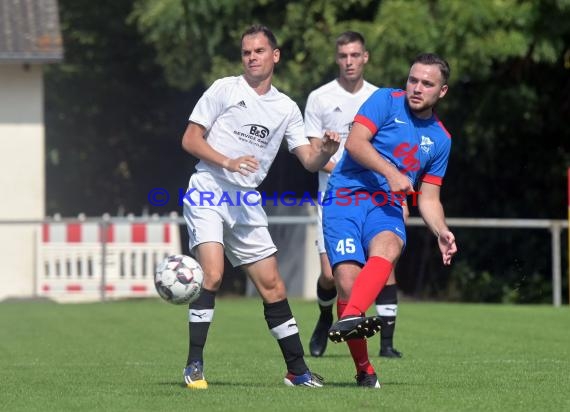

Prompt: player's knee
[
  {"left": 334, "top": 277, "right": 354, "bottom": 301},
  {"left": 319, "top": 271, "right": 335, "bottom": 288},
  {"left": 336, "top": 285, "right": 352, "bottom": 301},
  {"left": 260, "top": 277, "right": 286, "bottom": 301},
  {"left": 202, "top": 271, "right": 223, "bottom": 291}
]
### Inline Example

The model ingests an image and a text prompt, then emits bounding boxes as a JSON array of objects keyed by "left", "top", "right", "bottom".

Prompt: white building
[{"left": 0, "top": 0, "right": 63, "bottom": 300}]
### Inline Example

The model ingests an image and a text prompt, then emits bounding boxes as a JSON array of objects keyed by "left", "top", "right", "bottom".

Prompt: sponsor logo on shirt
[
  {"left": 393, "top": 143, "right": 420, "bottom": 172},
  {"left": 233, "top": 124, "right": 270, "bottom": 147},
  {"left": 244, "top": 124, "right": 269, "bottom": 139}
]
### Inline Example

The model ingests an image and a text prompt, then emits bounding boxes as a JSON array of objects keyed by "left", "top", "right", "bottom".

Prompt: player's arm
[
  {"left": 181, "top": 122, "right": 259, "bottom": 175},
  {"left": 344, "top": 122, "right": 412, "bottom": 193},
  {"left": 309, "top": 137, "right": 336, "bottom": 173},
  {"left": 417, "top": 181, "right": 457, "bottom": 265},
  {"left": 294, "top": 131, "right": 340, "bottom": 172}
]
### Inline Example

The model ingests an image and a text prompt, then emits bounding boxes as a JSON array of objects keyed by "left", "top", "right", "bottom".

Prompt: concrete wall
[{"left": 0, "top": 63, "right": 45, "bottom": 300}]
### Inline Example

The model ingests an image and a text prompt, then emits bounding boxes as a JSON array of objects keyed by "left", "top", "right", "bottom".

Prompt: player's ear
[
  {"left": 273, "top": 48, "right": 280, "bottom": 64},
  {"left": 438, "top": 84, "right": 448, "bottom": 99},
  {"left": 363, "top": 50, "right": 369, "bottom": 64}
]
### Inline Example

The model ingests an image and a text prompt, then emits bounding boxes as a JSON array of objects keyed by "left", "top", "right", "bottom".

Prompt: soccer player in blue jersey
[
  {"left": 305, "top": 31, "right": 404, "bottom": 359},
  {"left": 324, "top": 53, "right": 458, "bottom": 388}
]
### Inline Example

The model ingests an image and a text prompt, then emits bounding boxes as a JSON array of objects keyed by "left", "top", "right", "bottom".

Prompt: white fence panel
[{"left": 35, "top": 220, "right": 181, "bottom": 302}]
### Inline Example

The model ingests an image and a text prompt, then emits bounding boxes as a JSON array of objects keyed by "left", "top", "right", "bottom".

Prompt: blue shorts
[{"left": 322, "top": 191, "right": 406, "bottom": 267}]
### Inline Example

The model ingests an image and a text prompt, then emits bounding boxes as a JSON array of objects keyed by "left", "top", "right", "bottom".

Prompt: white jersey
[
  {"left": 304, "top": 79, "right": 378, "bottom": 193},
  {"left": 189, "top": 75, "right": 309, "bottom": 188}
]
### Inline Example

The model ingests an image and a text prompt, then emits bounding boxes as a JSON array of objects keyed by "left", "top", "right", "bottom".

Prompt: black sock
[
  {"left": 375, "top": 284, "right": 398, "bottom": 348},
  {"left": 264, "top": 299, "right": 307, "bottom": 375},
  {"left": 316, "top": 280, "right": 336, "bottom": 316},
  {"left": 186, "top": 288, "right": 216, "bottom": 366}
]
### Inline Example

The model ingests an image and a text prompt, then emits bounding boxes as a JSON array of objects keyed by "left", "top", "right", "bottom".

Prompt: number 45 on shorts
[{"left": 336, "top": 238, "right": 356, "bottom": 255}]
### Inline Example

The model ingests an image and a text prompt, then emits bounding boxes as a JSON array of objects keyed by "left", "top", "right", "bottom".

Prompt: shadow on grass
[
  {"left": 158, "top": 381, "right": 279, "bottom": 389},
  {"left": 158, "top": 379, "right": 418, "bottom": 389}
]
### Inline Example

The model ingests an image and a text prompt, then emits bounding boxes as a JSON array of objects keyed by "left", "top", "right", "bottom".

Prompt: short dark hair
[
  {"left": 412, "top": 53, "right": 450, "bottom": 85},
  {"left": 241, "top": 24, "right": 278, "bottom": 50},
  {"left": 336, "top": 31, "right": 366, "bottom": 48}
]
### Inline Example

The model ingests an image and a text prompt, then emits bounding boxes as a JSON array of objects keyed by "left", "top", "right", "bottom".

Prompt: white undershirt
[{"left": 304, "top": 79, "right": 377, "bottom": 192}]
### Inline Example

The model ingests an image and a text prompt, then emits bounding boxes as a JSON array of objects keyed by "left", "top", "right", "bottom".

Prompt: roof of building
[{"left": 0, "top": 0, "right": 63, "bottom": 63}]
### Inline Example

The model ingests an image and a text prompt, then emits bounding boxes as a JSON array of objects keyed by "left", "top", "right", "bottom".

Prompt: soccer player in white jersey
[
  {"left": 179, "top": 24, "right": 340, "bottom": 389},
  {"left": 305, "top": 32, "right": 405, "bottom": 364}
]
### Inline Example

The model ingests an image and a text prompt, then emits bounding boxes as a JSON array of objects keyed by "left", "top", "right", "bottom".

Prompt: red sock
[
  {"left": 337, "top": 299, "right": 374, "bottom": 374},
  {"left": 342, "top": 256, "right": 393, "bottom": 317}
]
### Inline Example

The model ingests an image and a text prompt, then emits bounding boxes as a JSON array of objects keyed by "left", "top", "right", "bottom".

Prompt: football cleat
[
  {"left": 355, "top": 371, "right": 381, "bottom": 388},
  {"left": 309, "top": 312, "right": 333, "bottom": 357},
  {"left": 183, "top": 360, "right": 208, "bottom": 389},
  {"left": 284, "top": 370, "right": 324, "bottom": 387},
  {"left": 328, "top": 315, "right": 382, "bottom": 343},
  {"left": 380, "top": 346, "right": 403, "bottom": 358}
]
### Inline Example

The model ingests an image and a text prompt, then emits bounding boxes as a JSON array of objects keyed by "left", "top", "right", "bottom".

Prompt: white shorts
[{"left": 183, "top": 172, "right": 277, "bottom": 267}]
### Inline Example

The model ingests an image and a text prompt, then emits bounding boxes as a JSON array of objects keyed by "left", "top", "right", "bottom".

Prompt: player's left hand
[
  {"left": 437, "top": 230, "right": 457, "bottom": 265},
  {"left": 321, "top": 130, "right": 340, "bottom": 155}
]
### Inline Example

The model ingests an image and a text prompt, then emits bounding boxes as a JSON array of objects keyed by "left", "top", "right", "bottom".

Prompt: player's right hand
[
  {"left": 224, "top": 156, "right": 259, "bottom": 176},
  {"left": 387, "top": 171, "right": 413, "bottom": 194},
  {"left": 438, "top": 230, "right": 457, "bottom": 265}
]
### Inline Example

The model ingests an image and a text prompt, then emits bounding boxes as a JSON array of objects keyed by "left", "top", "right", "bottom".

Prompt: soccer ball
[{"left": 154, "top": 254, "right": 204, "bottom": 305}]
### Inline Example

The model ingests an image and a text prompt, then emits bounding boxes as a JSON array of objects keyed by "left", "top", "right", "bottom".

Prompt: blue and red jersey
[{"left": 327, "top": 88, "right": 451, "bottom": 195}]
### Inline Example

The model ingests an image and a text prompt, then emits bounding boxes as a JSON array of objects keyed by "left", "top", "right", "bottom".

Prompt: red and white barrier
[{"left": 36, "top": 219, "right": 181, "bottom": 302}]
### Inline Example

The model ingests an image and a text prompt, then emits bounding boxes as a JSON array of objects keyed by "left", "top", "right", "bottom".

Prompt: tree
[
  {"left": 130, "top": 0, "right": 570, "bottom": 217},
  {"left": 45, "top": 0, "right": 191, "bottom": 215}
]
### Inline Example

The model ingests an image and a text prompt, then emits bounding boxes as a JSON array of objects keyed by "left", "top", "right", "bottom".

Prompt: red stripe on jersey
[
  {"left": 163, "top": 224, "right": 170, "bottom": 243},
  {"left": 391, "top": 90, "right": 406, "bottom": 97},
  {"left": 67, "top": 224, "right": 81, "bottom": 243},
  {"left": 132, "top": 224, "right": 146, "bottom": 243},
  {"left": 434, "top": 114, "right": 451, "bottom": 138},
  {"left": 354, "top": 114, "right": 378, "bottom": 135},
  {"left": 422, "top": 174, "right": 443, "bottom": 186},
  {"left": 42, "top": 223, "right": 49, "bottom": 242}
]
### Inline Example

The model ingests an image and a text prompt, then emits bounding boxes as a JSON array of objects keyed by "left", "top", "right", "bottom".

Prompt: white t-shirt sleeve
[
  {"left": 188, "top": 79, "right": 227, "bottom": 130},
  {"left": 304, "top": 91, "right": 323, "bottom": 139},
  {"left": 284, "top": 103, "right": 310, "bottom": 152}
]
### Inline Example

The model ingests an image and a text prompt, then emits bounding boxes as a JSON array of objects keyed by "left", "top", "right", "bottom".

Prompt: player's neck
[
  {"left": 411, "top": 107, "right": 433, "bottom": 119},
  {"left": 337, "top": 77, "right": 364, "bottom": 94},
  {"left": 244, "top": 74, "right": 273, "bottom": 95}
]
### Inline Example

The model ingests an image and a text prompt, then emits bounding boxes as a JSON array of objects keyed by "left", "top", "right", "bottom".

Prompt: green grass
[{"left": 1, "top": 298, "right": 569, "bottom": 412}]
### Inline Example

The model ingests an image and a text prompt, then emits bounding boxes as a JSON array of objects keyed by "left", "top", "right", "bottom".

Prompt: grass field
[{"left": 1, "top": 298, "right": 569, "bottom": 412}]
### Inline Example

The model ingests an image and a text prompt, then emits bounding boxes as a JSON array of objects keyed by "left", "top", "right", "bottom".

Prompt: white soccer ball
[{"left": 154, "top": 254, "right": 204, "bottom": 305}]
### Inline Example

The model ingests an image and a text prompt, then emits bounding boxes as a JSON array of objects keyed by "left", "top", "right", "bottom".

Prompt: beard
[{"left": 406, "top": 96, "right": 434, "bottom": 117}]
